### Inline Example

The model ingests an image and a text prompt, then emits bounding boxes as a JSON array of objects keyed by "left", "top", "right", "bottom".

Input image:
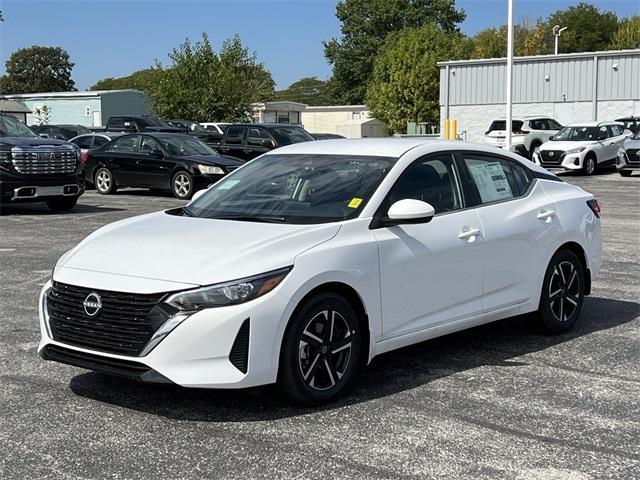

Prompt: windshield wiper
[{"left": 210, "top": 214, "right": 287, "bottom": 223}]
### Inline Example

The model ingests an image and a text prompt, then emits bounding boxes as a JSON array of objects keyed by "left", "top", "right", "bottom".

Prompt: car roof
[
  {"left": 616, "top": 116, "right": 640, "bottom": 121},
  {"left": 272, "top": 138, "right": 452, "bottom": 157},
  {"left": 566, "top": 121, "right": 624, "bottom": 127}
]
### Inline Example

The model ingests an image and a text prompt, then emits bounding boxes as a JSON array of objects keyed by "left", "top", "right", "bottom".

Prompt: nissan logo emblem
[
  {"left": 549, "top": 152, "right": 554, "bottom": 157},
  {"left": 83, "top": 292, "right": 102, "bottom": 317}
]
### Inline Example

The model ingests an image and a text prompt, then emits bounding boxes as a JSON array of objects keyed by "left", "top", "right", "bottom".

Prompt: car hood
[
  {"left": 174, "top": 154, "right": 243, "bottom": 167},
  {"left": 0, "top": 136, "right": 71, "bottom": 147},
  {"left": 56, "top": 211, "right": 341, "bottom": 287},
  {"left": 539, "top": 141, "right": 595, "bottom": 151},
  {"left": 623, "top": 139, "right": 640, "bottom": 148}
]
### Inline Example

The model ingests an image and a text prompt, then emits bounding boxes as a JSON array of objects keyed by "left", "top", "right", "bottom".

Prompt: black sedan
[{"left": 85, "top": 133, "right": 243, "bottom": 199}]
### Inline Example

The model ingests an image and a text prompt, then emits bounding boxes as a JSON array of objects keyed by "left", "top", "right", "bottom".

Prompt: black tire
[
  {"left": 582, "top": 154, "right": 597, "bottom": 176},
  {"left": 94, "top": 167, "right": 117, "bottom": 195},
  {"left": 171, "top": 171, "right": 194, "bottom": 200},
  {"left": 278, "top": 293, "right": 361, "bottom": 406},
  {"left": 528, "top": 141, "right": 541, "bottom": 159},
  {"left": 531, "top": 249, "right": 585, "bottom": 335},
  {"left": 46, "top": 196, "right": 78, "bottom": 212},
  {"left": 619, "top": 170, "right": 632, "bottom": 177}
]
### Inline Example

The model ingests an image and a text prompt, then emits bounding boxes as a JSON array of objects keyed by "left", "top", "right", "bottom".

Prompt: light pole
[
  {"left": 553, "top": 25, "right": 567, "bottom": 55},
  {"left": 505, "top": 0, "right": 514, "bottom": 150}
]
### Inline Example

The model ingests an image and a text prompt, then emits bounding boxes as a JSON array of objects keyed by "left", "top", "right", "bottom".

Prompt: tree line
[{"left": 0, "top": 1, "right": 638, "bottom": 130}]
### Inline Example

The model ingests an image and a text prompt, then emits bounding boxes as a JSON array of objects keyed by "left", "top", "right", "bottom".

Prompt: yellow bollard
[
  {"left": 452, "top": 119, "right": 457, "bottom": 140},
  {"left": 444, "top": 119, "right": 450, "bottom": 140}
]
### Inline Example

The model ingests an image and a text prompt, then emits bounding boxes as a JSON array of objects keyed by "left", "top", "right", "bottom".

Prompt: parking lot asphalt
[{"left": 1, "top": 172, "right": 639, "bottom": 480}]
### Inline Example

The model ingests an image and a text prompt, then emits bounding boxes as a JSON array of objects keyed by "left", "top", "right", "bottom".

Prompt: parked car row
[{"left": 484, "top": 115, "right": 638, "bottom": 176}]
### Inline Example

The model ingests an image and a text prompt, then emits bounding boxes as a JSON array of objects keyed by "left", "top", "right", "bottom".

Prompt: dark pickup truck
[
  {"left": 217, "top": 123, "right": 315, "bottom": 161},
  {"left": 0, "top": 114, "right": 84, "bottom": 212},
  {"left": 105, "top": 115, "right": 183, "bottom": 134}
]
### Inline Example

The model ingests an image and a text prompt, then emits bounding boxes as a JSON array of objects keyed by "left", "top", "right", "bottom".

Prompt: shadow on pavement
[
  {"left": 0, "top": 202, "right": 125, "bottom": 216},
  {"left": 69, "top": 296, "right": 639, "bottom": 421}
]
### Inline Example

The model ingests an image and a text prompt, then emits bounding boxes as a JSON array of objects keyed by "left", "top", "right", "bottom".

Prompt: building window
[{"left": 276, "top": 111, "right": 290, "bottom": 124}]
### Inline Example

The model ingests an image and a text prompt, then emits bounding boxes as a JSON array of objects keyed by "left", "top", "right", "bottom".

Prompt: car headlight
[
  {"left": 565, "top": 147, "right": 586, "bottom": 155},
  {"left": 165, "top": 267, "right": 292, "bottom": 311},
  {"left": 198, "top": 164, "right": 225, "bottom": 175}
]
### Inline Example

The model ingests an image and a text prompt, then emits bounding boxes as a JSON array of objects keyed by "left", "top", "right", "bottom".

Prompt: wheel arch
[
  {"left": 283, "top": 281, "right": 372, "bottom": 367},
  {"left": 555, "top": 241, "right": 591, "bottom": 295}
]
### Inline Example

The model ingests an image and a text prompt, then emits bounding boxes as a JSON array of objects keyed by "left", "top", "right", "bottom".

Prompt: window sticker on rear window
[
  {"left": 217, "top": 179, "right": 240, "bottom": 190},
  {"left": 467, "top": 162, "right": 513, "bottom": 203}
]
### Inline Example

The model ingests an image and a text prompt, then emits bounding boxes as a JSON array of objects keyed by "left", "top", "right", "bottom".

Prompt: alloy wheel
[
  {"left": 96, "top": 169, "right": 111, "bottom": 193},
  {"left": 584, "top": 157, "right": 596, "bottom": 175},
  {"left": 298, "top": 309, "right": 353, "bottom": 391},
  {"left": 548, "top": 260, "right": 581, "bottom": 322},
  {"left": 173, "top": 173, "right": 191, "bottom": 198}
]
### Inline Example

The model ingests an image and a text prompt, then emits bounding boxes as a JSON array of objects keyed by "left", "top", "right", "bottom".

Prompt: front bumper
[
  {"left": 616, "top": 151, "right": 640, "bottom": 171},
  {"left": 0, "top": 170, "right": 84, "bottom": 203},
  {"left": 38, "top": 279, "right": 293, "bottom": 389},
  {"left": 533, "top": 151, "right": 584, "bottom": 171}
]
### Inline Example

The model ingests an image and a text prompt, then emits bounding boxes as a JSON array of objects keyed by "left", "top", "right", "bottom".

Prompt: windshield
[
  {"left": 0, "top": 116, "right": 37, "bottom": 137},
  {"left": 186, "top": 154, "right": 396, "bottom": 224},
  {"left": 160, "top": 136, "right": 216, "bottom": 156},
  {"left": 553, "top": 126, "right": 599, "bottom": 141},
  {"left": 270, "top": 127, "right": 315, "bottom": 145}
]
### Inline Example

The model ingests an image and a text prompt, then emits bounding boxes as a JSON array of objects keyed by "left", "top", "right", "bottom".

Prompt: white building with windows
[{"left": 438, "top": 49, "right": 640, "bottom": 142}]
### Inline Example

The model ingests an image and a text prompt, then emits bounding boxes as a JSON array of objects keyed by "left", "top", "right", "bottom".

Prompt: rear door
[
  {"left": 103, "top": 135, "right": 141, "bottom": 185},
  {"left": 457, "top": 151, "right": 557, "bottom": 313},
  {"left": 245, "top": 127, "right": 274, "bottom": 159},
  {"left": 218, "top": 126, "right": 247, "bottom": 160}
]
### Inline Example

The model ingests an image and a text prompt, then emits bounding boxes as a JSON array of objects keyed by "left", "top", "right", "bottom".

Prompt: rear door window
[
  {"left": 73, "top": 136, "right": 92, "bottom": 149},
  {"left": 224, "top": 126, "right": 245, "bottom": 145},
  {"left": 460, "top": 153, "right": 519, "bottom": 205},
  {"left": 92, "top": 136, "right": 109, "bottom": 148},
  {"left": 247, "top": 127, "right": 273, "bottom": 147},
  {"left": 108, "top": 135, "right": 140, "bottom": 152}
]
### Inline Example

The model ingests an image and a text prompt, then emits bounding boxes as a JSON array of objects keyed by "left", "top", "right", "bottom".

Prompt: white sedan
[{"left": 38, "top": 139, "right": 602, "bottom": 405}]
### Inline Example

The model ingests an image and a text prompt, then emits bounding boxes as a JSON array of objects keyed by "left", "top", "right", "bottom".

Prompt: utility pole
[
  {"left": 505, "top": 0, "right": 514, "bottom": 150},
  {"left": 553, "top": 25, "right": 567, "bottom": 55}
]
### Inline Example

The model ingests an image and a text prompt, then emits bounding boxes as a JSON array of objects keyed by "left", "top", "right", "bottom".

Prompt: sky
[{"left": 0, "top": 0, "right": 638, "bottom": 91}]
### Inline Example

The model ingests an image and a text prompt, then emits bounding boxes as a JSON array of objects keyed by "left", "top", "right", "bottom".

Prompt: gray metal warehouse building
[{"left": 438, "top": 49, "right": 640, "bottom": 142}]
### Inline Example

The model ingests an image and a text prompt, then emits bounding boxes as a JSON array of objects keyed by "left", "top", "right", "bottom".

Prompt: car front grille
[
  {"left": 47, "top": 282, "right": 166, "bottom": 356},
  {"left": 11, "top": 146, "right": 77, "bottom": 174},
  {"left": 626, "top": 149, "right": 640, "bottom": 167},
  {"left": 540, "top": 150, "right": 565, "bottom": 166}
]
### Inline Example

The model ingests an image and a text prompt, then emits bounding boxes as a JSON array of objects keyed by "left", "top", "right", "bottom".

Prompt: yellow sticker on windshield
[{"left": 348, "top": 197, "right": 363, "bottom": 208}]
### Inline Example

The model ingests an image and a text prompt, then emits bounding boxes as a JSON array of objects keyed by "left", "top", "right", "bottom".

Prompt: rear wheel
[
  {"left": 171, "top": 171, "right": 193, "bottom": 200},
  {"left": 531, "top": 249, "right": 585, "bottom": 334},
  {"left": 95, "top": 167, "right": 117, "bottom": 194},
  {"left": 619, "top": 170, "right": 632, "bottom": 177},
  {"left": 582, "top": 155, "right": 597, "bottom": 175},
  {"left": 46, "top": 196, "right": 78, "bottom": 212},
  {"left": 278, "top": 293, "right": 361, "bottom": 405}
]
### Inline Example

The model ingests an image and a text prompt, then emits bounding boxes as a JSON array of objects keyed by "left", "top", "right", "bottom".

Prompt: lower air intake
[{"left": 229, "top": 319, "right": 250, "bottom": 373}]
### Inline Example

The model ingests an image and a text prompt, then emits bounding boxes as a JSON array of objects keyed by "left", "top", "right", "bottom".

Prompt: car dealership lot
[{"left": 1, "top": 175, "right": 638, "bottom": 479}]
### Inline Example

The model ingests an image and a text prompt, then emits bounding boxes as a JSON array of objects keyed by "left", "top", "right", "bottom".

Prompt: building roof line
[
  {"left": 437, "top": 48, "right": 640, "bottom": 67},
  {"left": 0, "top": 89, "right": 143, "bottom": 99}
]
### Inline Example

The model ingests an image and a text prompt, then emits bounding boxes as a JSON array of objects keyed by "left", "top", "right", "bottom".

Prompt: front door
[
  {"left": 136, "top": 136, "right": 170, "bottom": 188},
  {"left": 373, "top": 152, "right": 484, "bottom": 339}
]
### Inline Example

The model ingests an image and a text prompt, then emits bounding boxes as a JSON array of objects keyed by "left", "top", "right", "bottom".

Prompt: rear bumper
[{"left": 0, "top": 170, "right": 84, "bottom": 203}]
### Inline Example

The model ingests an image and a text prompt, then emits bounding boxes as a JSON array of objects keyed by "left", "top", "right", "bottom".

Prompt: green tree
[
  {"left": 472, "top": 22, "right": 551, "bottom": 58},
  {"left": 324, "top": 0, "right": 465, "bottom": 104},
  {"left": 272, "top": 77, "right": 333, "bottom": 106},
  {"left": 90, "top": 68, "right": 161, "bottom": 92},
  {"left": 148, "top": 33, "right": 274, "bottom": 122},
  {"left": 0, "top": 46, "right": 76, "bottom": 94},
  {"left": 610, "top": 15, "right": 640, "bottom": 50},
  {"left": 546, "top": 3, "right": 618, "bottom": 53},
  {"left": 366, "top": 24, "right": 472, "bottom": 133}
]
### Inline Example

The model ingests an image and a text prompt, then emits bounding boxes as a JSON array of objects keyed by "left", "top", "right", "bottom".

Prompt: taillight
[
  {"left": 587, "top": 199, "right": 601, "bottom": 218},
  {"left": 81, "top": 150, "right": 89, "bottom": 163}
]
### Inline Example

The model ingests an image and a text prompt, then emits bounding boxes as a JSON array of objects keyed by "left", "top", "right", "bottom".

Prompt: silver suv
[{"left": 484, "top": 116, "right": 563, "bottom": 158}]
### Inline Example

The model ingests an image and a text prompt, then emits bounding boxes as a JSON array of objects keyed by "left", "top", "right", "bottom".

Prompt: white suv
[
  {"left": 484, "top": 116, "right": 562, "bottom": 158},
  {"left": 534, "top": 122, "right": 630, "bottom": 175}
]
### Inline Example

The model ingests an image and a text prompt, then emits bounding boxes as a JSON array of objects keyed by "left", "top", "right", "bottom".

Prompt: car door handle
[
  {"left": 458, "top": 227, "right": 481, "bottom": 240},
  {"left": 537, "top": 209, "right": 556, "bottom": 220}
]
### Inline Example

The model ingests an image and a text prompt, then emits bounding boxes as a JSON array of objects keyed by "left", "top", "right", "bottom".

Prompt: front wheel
[
  {"left": 531, "top": 249, "right": 585, "bottom": 334},
  {"left": 278, "top": 293, "right": 361, "bottom": 405},
  {"left": 171, "top": 171, "right": 194, "bottom": 200},
  {"left": 46, "top": 196, "right": 78, "bottom": 212},
  {"left": 582, "top": 155, "right": 596, "bottom": 176}
]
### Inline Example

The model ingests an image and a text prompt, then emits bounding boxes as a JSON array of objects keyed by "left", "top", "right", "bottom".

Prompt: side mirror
[
  {"left": 148, "top": 148, "right": 163, "bottom": 158},
  {"left": 597, "top": 134, "right": 607, "bottom": 141},
  {"left": 261, "top": 138, "right": 276, "bottom": 148},
  {"left": 381, "top": 199, "right": 435, "bottom": 226},
  {"left": 38, "top": 133, "right": 50, "bottom": 138},
  {"left": 549, "top": 135, "right": 555, "bottom": 141}
]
